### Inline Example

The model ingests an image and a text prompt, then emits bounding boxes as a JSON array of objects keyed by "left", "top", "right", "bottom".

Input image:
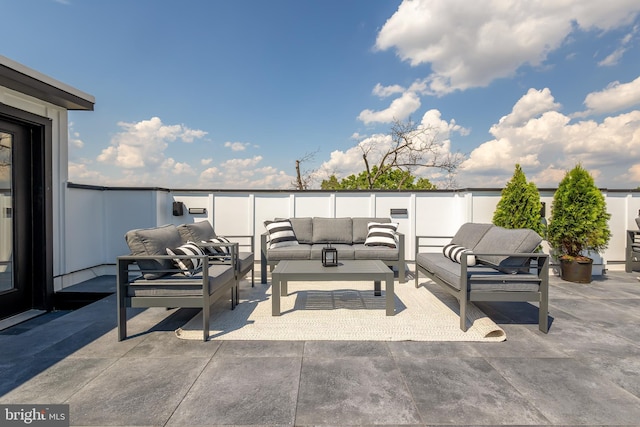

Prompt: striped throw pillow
[
  {"left": 264, "top": 219, "right": 299, "bottom": 249},
  {"left": 364, "top": 222, "right": 398, "bottom": 248},
  {"left": 201, "top": 236, "right": 232, "bottom": 256},
  {"left": 443, "top": 243, "right": 476, "bottom": 266},
  {"left": 166, "top": 242, "right": 205, "bottom": 276}
]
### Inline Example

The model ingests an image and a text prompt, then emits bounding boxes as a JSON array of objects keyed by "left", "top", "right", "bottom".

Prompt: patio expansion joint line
[
  {"left": 161, "top": 349, "right": 219, "bottom": 427},
  {"left": 483, "top": 356, "right": 553, "bottom": 425},
  {"left": 387, "top": 341, "right": 425, "bottom": 426},
  {"left": 292, "top": 342, "right": 308, "bottom": 427}
]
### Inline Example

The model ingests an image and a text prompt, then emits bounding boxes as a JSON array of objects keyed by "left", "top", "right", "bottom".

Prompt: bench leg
[
  {"left": 203, "top": 298, "right": 210, "bottom": 342},
  {"left": 459, "top": 297, "right": 468, "bottom": 332},
  {"left": 117, "top": 306, "right": 127, "bottom": 341}
]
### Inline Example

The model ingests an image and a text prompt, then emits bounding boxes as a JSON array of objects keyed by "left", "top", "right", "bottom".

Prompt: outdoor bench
[
  {"left": 415, "top": 223, "right": 549, "bottom": 333},
  {"left": 260, "top": 217, "right": 405, "bottom": 284},
  {"left": 117, "top": 221, "right": 254, "bottom": 341},
  {"left": 626, "top": 229, "right": 640, "bottom": 272}
]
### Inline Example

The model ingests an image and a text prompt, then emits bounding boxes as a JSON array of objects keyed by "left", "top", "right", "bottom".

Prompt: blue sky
[{"left": 2, "top": 0, "right": 640, "bottom": 189}]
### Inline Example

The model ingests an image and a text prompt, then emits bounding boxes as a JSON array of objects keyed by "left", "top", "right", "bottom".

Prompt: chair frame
[
  {"left": 415, "top": 235, "right": 550, "bottom": 333},
  {"left": 117, "top": 248, "right": 238, "bottom": 342},
  {"left": 625, "top": 230, "right": 640, "bottom": 273}
]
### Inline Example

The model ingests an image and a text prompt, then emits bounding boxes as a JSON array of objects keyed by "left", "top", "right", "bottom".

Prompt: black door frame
[{"left": 0, "top": 103, "right": 53, "bottom": 318}]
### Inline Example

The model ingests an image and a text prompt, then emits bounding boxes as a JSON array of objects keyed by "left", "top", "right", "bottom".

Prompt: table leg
[
  {"left": 386, "top": 276, "right": 394, "bottom": 316},
  {"left": 281, "top": 280, "right": 288, "bottom": 296},
  {"left": 374, "top": 280, "right": 381, "bottom": 296},
  {"left": 272, "top": 274, "right": 281, "bottom": 316}
]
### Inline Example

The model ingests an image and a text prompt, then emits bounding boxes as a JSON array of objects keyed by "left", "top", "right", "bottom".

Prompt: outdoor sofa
[
  {"left": 415, "top": 223, "right": 549, "bottom": 333},
  {"left": 117, "top": 221, "right": 254, "bottom": 341},
  {"left": 261, "top": 217, "right": 405, "bottom": 284},
  {"left": 626, "top": 229, "right": 640, "bottom": 272}
]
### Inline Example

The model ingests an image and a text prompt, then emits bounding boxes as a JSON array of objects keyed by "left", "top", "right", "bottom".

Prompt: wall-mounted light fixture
[
  {"left": 188, "top": 207, "right": 207, "bottom": 215},
  {"left": 390, "top": 208, "right": 408, "bottom": 217},
  {"left": 172, "top": 201, "right": 184, "bottom": 216}
]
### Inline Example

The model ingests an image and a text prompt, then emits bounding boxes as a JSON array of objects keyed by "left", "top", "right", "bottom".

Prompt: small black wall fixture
[
  {"left": 390, "top": 208, "right": 408, "bottom": 217},
  {"left": 188, "top": 207, "right": 207, "bottom": 215},
  {"left": 172, "top": 201, "right": 184, "bottom": 216}
]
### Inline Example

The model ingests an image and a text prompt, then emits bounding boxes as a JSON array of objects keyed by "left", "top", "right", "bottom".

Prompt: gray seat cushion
[
  {"left": 267, "top": 244, "right": 311, "bottom": 261},
  {"left": 237, "top": 251, "right": 255, "bottom": 275},
  {"left": 125, "top": 224, "right": 183, "bottom": 279},
  {"left": 416, "top": 253, "right": 540, "bottom": 292},
  {"left": 128, "top": 264, "right": 235, "bottom": 296},
  {"left": 353, "top": 243, "right": 399, "bottom": 261},
  {"left": 310, "top": 244, "right": 355, "bottom": 260}
]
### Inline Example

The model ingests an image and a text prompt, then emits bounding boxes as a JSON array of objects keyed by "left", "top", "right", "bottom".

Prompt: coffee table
[{"left": 271, "top": 260, "right": 395, "bottom": 316}]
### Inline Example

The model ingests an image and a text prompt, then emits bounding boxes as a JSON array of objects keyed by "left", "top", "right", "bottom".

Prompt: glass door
[
  {"left": 0, "top": 131, "right": 11, "bottom": 294},
  {"left": 0, "top": 121, "right": 32, "bottom": 319}
]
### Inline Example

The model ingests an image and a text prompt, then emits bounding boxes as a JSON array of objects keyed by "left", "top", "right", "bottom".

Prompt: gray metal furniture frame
[
  {"left": 415, "top": 235, "right": 549, "bottom": 333},
  {"left": 220, "top": 235, "right": 255, "bottom": 286},
  {"left": 117, "top": 249, "right": 238, "bottom": 342},
  {"left": 625, "top": 230, "right": 640, "bottom": 273},
  {"left": 261, "top": 233, "right": 405, "bottom": 284},
  {"left": 271, "top": 260, "right": 395, "bottom": 316}
]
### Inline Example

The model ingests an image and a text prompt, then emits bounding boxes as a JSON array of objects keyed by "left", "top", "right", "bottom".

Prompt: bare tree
[
  {"left": 292, "top": 149, "right": 319, "bottom": 190},
  {"left": 359, "top": 117, "right": 464, "bottom": 189}
]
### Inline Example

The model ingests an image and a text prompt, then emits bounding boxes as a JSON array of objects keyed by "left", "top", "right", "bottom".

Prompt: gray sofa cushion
[
  {"left": 288, "top": 217, "right": 313, "bottom": 244},
  {"left": 353, "top": 244, "right": 399, "bottom": 261},
  {"left": 125, "top": 224, "right": 183, "bottom": 279},
  {"left": 310, "top": 244, "right": 355, "bottom": 260},
  {"left": 450, "top": 223, "right": 494, "bottom": 249},
  {"left": 267, "top": 244, "right": 311, "bottom": 261},
  {"left": 177, "top": 221, "right": 216, "bottom": 243},
  {"left": 312, "top": 217, "right": 353, "bottom": 244},
  {"left": 415, "top": 252, "right": 538, "bottom": 291},
  {"left": 474, "top": 227, "right": 542, "bottom": 272},
  {"left": 352, "top": 217, "right": 390, "bottom": 244},
  {"left": 128, "top": 264, "right": 235, "bottom": 296}
]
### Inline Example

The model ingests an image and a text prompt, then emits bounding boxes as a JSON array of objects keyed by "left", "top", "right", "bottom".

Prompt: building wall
[
  {"left": 61, "top": 186, "right": 640, "bottom": 287},
  {"left": 0, "top": 85, "right": 68, "bottom": 290}
]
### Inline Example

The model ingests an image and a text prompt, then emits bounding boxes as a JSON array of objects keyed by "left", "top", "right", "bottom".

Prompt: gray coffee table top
[{"left": 271, "top": 260, "right": 395, "bottom": 316}]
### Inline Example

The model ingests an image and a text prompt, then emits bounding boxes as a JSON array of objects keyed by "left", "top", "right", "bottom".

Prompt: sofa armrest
[
  {"left": 458, "top": 252, "right": 549, "bottom": 290},
  {"left": 218, "top": 235, "right": 255, "bottom": 253},
  {"left": 415, "top": 235, "right": 453, "bottom": 252}
]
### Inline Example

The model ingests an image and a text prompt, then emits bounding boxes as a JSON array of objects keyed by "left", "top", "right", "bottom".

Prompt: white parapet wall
[{"left": 60, "top": 185, "right": 640, "bottom": 288}]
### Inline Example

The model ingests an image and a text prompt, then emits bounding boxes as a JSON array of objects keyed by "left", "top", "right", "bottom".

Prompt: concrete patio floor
[{"left": 1, "top": 269, "right": 640, "bottom": 426}]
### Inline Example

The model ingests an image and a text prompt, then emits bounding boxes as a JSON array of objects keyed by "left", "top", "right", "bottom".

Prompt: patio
[{"left": 1, "top": 269, "right": 640, "bottom": 426}]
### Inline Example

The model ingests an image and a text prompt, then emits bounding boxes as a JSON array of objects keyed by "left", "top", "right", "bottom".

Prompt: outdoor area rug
[{"left": 175, "top": 279, "right": 506, "bottom": 342}]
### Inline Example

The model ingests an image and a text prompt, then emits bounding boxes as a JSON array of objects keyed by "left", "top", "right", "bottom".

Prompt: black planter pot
[{"left": 560, "top": 258, "right": 593, "bottom": 283}]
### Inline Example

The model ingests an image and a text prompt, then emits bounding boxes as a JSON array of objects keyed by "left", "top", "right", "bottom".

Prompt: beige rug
[{"left": 176, "top": 279, "right": 506, "bottom": 342}]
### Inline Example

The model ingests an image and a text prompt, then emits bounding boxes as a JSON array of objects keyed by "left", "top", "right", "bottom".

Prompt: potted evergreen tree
[
  {"left": 547, "top": 164, "right": 611, "bottom": 283},
  {"left": 493, "top": 164, "right": 544, "bottom": 235}
]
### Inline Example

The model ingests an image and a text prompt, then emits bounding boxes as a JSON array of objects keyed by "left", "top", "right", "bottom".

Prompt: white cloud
[
  {"left": 598, "top": 24, "right": 638, "bottom": 66},
  {"left": 496, "top": 88, "right": 562, "bottom": 128},
  {"left": 372, "top": 83, "right": 405, "bottom": 98},
  {"left": 358, "top": 91, "right": 421, "bottom": 124},
  {"left": 68, "top": 162, "right": 105, "bottom": 182},
  {"left": 198, "top": 156, "right": 294, "bottom": 189},
  {"left": 459, "top": 86, "right": 640, "bottom": 188},
  {"left": 224, "top": 141, "right": 250, "bottom": 151},
  {"left": 375, "top": 0, "right": 640, "bottom": 95},
  {"left": 97, "top": 117, "right": 207, "bottom": 169},
  {"left": 574, "top": 76, "right": 640, "bottom": 117},
  {"left": 201, "top": 158, "right": 213, "bottom": 166},
  {"left": 320, "top": 109, "right": 465, "bottom": 185}
]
